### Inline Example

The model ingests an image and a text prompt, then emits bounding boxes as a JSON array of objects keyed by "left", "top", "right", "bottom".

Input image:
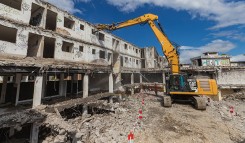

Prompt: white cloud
[
  {"left": 75, "top": 0, "right": 91, "bottom": 2},
  {"left": 231, "top": 54, "right": 245, "bottom": 61},
  {"left": 45, "top": 0, "right": 90, "bottom": 14},
  {"left": 179, "top": 39, "right": 235, "bottom": 63},
  {"left": 106, "top": 0, "right": 245, "bottom": 29},
  {"left": 211, "top": 30, "right": 245, "bottom": 41}
]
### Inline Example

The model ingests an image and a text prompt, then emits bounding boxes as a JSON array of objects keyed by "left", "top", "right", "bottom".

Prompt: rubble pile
[
  {"left": 0, "top": 109, "right": 45, "bottom": 128},
  {"left": 37, "top": 94, "right": 145, "bottom": 143},
  {"left": 34, "top": 92, "right": 245, "bottom": 143},
  {"left": 223, "top": 90, "right": 245, "bottom": 101}
]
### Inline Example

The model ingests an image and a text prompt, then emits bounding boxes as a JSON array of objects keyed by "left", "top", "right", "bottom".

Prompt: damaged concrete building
[
  {"left": 188, "top": 52, "right": 245, "bottom": 100},
  {"left": 1, "top": 0, "right": 244, "bottom": 142},
  {"left": 0, "top": 0, "right": 166, "bottom": 142}
]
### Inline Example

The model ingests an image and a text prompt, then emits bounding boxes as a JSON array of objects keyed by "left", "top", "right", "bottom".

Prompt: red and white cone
[
  {"left": 142, "top": 99, "right": 145, "bottom": 105},
  {"left": 128, "top": 131, "right": 134, "bottom": 143},
  {"left": 139, "top": 109, "right": 143, "bottom": 120},
  {"left": 139, "top": 109, "right": 143, "bottom": 114},
  {"left": 230, "top": 106, "right": 234, "bottom": 115}
]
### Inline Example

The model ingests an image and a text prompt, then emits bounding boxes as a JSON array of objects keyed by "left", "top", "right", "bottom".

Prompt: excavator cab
[
  {"left": 167, "top": 74, "right": 199, "bottom": 93},
  {"left": 168, "top": 74, "right": 192, "bottom": 92}
]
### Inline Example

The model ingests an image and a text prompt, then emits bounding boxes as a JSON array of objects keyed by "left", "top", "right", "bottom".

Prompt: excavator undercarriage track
[
  {"left": 163, "top": 96, "right": 172, "bottom": 107},
  {"left": 163, "top": 95, "right": 206, "bottom": 110},
  {"left": 192, "top": 96, "right": 206, "bottom": 110}
]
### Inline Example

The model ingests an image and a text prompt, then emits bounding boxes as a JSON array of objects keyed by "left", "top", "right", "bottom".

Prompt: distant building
[
  {"left": 141, "top": 47, "right": 168, "bottom": 69},
  {"left": 191, "top": 52, "right": 230, "bottom": 67},
  {"left": 231, "top": 61, "right": 245, "bottom": 67},
  {"left": 180, "top": 64, "right": 191, "bottom": 68},
  {"left": 230, "top": 54, "right": 244, "bottom": 67}
]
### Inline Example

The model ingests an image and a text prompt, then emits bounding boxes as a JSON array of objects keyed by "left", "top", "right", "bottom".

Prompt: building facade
[
  {"left": 0, "top": 1, "right": 168, "bottom": 142},
  {"left": 0, "top": 1, "right": 166, "bottom": 109},
  {"left": 191, "top": 52, "right": 230, "bottom": 67}
]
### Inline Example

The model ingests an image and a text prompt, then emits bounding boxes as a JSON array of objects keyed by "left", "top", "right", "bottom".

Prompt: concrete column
[
  {"left": 64, "top": 81, "right": 67, "bottom": 96},
  {"left": 41, "top": 6, "right": 47, "bottom": 29},
  {"left": 83, "top": 74, "right": 89, "bottom": 114},
  {"left": 115, "top": 73, "right": 124, "bottom": 91},
  {"left": 211, "top": 89, "right": 222, "bottom": 101},
  {"left": 59, "top": 73, "right": 67, "bottom": 97},
  {"left": 139, "top": 74, "right": 143, "bottom": 92},
  {"left": 30, "top": 123, "right": 39, "bottom": 143},
  {"left": 162, "top": 72, "right": 166, "bottom": 94},
  {"left": 9, "top": 76, "right": 14, "bottom": 82},
  {"left": 109, "top": 73, "right": 114, "bottom": 103},
  {"left": 37, "top": 36, "right": 44, "bottom": 58},
  {"left": 109, "top": 73, "right": 113, "bottom": 93},
  {"left": 15, "top": 74, "right": 22, "bottom": 106},
  {"left": 0, "top": 76, "right": 8, "bottom": 104},
  {"left": 131, "top": 73, "right": 134, "bottom": 95},
  {"left": 140, "top": 74, "right": 143, "bottom": 83},
  {"left": 22, "top": 76, "right": 28, "bottom": 82},
  {"left": 83, "top": 74, "right": 89, "bottom": 98},
  {"left": 41, "top": 74, "right": 47, "bottom": 98},
  {"left": 162, "top": 73, "right": 166, "bottom": 84},
  {"left": 33, "top": 76, "right": 43, "bottom": 108}
]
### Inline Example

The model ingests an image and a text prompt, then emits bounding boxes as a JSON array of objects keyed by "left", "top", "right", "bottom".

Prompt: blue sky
[{"left": 46, "top": 0, "right": 245, "bottom": 63}]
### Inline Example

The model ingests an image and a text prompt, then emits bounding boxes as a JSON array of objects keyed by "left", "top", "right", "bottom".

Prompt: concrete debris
[
  {"left": 30, "top": 92, "right": 245, "bottom": 143},
  {"left": 0, "top": 109, "right": 45, "bottom": 128},
  {"left": 223, "top": 90, "right": 245, "bottom": 101}
]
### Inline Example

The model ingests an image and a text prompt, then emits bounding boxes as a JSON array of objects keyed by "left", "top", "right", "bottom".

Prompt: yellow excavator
[{"left": 96, "top": 13, "right": 218, "bottom": 110}]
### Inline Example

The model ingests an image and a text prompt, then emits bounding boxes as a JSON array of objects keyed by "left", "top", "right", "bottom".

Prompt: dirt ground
[
  {"left": 81, "top": 92, "right": 245, "bottom": 143},
  {"left": 38, "top": 91, "right": 245, "bottom": 143},
  {"left": 133, "top": 93, "right": 245, "bottom": 143}
]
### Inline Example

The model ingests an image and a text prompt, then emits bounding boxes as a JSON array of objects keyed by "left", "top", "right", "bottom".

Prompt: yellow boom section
[{"left": 96, "top": 13, "right": 180, "bottom": 74}]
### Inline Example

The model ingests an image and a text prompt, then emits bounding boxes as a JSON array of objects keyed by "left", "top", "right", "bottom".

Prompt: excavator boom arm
[
  {"left": 97, "top": 14, "right": 158, "bottom": 30},
  {"left": 96, "top": 13, "right": 180, "bottom": 74},
  {"left": 147, "top": 20, "right": 179, "bottom": 74}
]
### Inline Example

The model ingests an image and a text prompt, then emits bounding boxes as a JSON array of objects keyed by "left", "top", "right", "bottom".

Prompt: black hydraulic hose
[
  {"left": 157, "top": 20, "right": 167, "bottom": 37},
  {"left": 157, "top": 20, "right": 180, "bottom": 56}
]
